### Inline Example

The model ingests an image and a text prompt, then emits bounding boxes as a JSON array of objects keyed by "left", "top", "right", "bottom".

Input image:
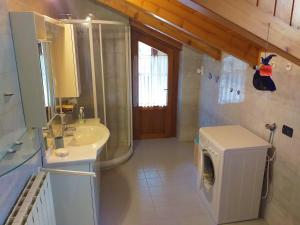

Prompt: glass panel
[
  {"left": 0, "top": 129, "right": 40, "bottom": 178},
  {"left": 99, "top": 24, "right": 131, "bottom": 161},
  {"left": 138, "top": 41, "right": 168, "bottom": 107},
  {"left": 75, "top": 24, "right": 95, "bottom": 118}
]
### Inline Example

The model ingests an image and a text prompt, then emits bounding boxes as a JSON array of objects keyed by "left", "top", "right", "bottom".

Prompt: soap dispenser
[{"left": 79, "top": 106, "right": 85, "bottom": 124}]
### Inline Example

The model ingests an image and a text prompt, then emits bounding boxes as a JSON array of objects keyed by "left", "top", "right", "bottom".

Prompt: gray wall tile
[
  {"left": 177, "top": 46, "right": 202, "bottom": 141},
  {"left": 199, "top": 53, "right": 300, "bottom": 225}
]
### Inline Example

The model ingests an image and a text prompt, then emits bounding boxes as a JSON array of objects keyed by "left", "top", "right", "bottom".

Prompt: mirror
[{"left": 38, "top": 42, "right": 57, "bottom": 123}]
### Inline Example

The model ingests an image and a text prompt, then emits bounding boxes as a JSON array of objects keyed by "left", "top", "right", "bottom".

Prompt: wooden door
[{"left": 132, "top": 28, "right": 179, "bottom": 139}]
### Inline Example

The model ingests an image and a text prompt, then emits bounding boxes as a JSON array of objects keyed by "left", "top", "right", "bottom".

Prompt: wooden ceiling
[
  {"left": 97, "top": 0, "right": 262, "bottom": 65},
  {"left": 97, "top": 0, "right": 300, "bottom": 66},
  {"left": 184, "top": 0, "right": 300, "bottom": 66}
]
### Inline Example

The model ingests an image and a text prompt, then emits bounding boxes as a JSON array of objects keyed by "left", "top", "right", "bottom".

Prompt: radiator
[{"left": 5, "top": 172, "right": 56, "bottom": 225}]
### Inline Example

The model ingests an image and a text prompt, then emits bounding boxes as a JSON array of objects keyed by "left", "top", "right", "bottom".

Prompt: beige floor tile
[{"left": 100, "top": 138, "right": 268, "bottom": 225}]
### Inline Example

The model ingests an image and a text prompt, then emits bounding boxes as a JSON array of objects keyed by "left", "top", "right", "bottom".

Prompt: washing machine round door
[{"left": 202, "top": 149, "right": 215, "bottom": 190}]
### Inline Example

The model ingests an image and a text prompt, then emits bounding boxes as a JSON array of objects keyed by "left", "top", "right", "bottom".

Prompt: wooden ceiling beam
[
  {"left": 130, "top": 20, "right": 182, "bottom": 50},
  {"left": 125, "top": 0, "right": 261, "bottom": 65},
  {"left": 97, "top": 0, "right": 221, "bottom": 59},
  {"left": 189, "top": 0, "right": 300, "bottom": 66}
]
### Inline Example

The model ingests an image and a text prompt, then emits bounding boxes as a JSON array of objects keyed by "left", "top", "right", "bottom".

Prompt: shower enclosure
[{"left": 62, "top": 19, "right": 133, "bottom": 168}]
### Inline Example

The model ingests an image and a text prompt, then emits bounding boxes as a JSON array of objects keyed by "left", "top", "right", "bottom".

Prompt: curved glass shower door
[
  {"left": 95, "top": 24, "right": 132, "bottom": 166},
  {"left": 72, "top": 21, "right": 132, "bottom": 169}
]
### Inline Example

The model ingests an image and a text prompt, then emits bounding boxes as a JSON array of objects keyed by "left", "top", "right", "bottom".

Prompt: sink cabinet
[
  {"left": 48, "top": 162, "right": 99, "bottom": 225},
  {"left": 10, "top": 12, "right": 49, "bottom": 127},
  {"left": 44, "top": 121, "right": 109, "bottom": 225}
]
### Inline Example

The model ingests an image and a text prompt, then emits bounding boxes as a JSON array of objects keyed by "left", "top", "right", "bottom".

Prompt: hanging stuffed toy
[{"left": 253, "top": 54, "right": 277, "bottom": 91}]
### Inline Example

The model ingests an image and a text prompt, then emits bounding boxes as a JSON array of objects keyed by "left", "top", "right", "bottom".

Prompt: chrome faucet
[
  {"left": 265, "top": 123, "right": 277, "bottom": 145},
  {"left": 265, "top": 123, "right": 277, "bottom": 131},
  {"left": 43, "top": 113, "right": 68, "bottom": 138},
  {"left": 43, "top": 123, "right": 55, "bottom": 138}
]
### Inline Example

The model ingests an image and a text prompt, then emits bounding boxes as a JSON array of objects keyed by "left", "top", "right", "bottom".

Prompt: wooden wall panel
[
  {"left": 190, "top": 0, "right": 300, "bottom": 65},
  {"left": 246, "top": 0, "right": 258, "bottom": 6},
  {"left": 275, "top": 0, "right": 294, "bottom": 24},
  {"left": 292, "top": 0, "right": 300, "bottom": 28},
  {"left": 126, "top": 0, "right": 261, "bottom": 65},
  {"left": 257, "top": 0, "right": 276, "bottom": 15}
]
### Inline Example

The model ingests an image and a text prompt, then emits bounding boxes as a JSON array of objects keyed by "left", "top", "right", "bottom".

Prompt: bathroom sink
[
  {"left": 54, "top": 148, "right": 69, "bottom": 157},
  {"left": 67, "top": 126, "right": 103, "bottom": 147},
  {"left": 48, "top": 122, "right": 110, "bottom": 164}
]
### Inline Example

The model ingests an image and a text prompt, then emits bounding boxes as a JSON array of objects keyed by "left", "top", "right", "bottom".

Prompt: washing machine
[{"left": 198, "top": 125, "right": 271, "bottom": 224}]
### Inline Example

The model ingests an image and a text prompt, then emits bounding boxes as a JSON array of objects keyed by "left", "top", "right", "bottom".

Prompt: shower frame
[{"left": 61, "top": 19, "right": 133, "bottom": 168}]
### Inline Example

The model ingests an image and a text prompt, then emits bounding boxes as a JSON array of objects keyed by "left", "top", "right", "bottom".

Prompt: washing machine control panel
[
  {"left": 206, "top": 148, "right": 218, "bottom": 158},
  {"left": 200, "top": 134, "right": 219, "bottom": 158}
]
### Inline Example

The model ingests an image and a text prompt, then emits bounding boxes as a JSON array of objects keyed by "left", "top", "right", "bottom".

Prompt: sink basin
[
  {"left": 55, "top": 149, "right": 69, "bottom": 157},
  {"left": 66, "top": 126, "right": 103, "bottom": 147},
  {"left": 47, "top": 122, "right": 110, "bottom": 164}
]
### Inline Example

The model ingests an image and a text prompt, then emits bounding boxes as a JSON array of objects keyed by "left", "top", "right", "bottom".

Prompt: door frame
[{"left": 131, "top": 23, "right": 181, "bottom": 139}]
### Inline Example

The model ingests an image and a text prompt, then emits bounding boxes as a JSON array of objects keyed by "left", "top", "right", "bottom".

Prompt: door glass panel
[{"left": 138, "top": 41, "right": 168, "bottom": 107}]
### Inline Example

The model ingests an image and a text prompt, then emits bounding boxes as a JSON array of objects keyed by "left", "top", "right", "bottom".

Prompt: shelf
[{"left": 0, "top": 128, "right": 42, "bottom": 178}]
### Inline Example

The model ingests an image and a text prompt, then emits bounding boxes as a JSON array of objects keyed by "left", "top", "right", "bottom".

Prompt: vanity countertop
[{"left": 44, "top": 119, "right": 109, "bottom": 167}]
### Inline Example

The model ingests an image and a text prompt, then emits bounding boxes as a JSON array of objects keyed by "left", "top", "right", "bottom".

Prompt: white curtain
[{"left": 138, "top": 42, "right": 168, "bottom": 107}]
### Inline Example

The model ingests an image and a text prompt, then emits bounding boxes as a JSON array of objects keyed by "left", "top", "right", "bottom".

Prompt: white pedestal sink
[{"left": 44, "top": 119, "right": 109, "bottom": 225}]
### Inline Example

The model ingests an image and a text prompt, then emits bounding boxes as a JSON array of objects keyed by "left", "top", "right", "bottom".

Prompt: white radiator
[{"left": 5, "top": 172, "right": 56, "bottom": 225}]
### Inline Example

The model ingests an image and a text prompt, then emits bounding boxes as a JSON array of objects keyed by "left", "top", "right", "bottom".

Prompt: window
[
  {"left": 138, "top": 41, "right": 168, "bottom": 107},
  {"left": 218, "top": 56, "right": 247, "bottom": 104}
]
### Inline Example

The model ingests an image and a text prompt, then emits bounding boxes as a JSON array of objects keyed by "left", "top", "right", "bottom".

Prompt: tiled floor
[{"left": 100, "top": 138, "right": 268, "bottom": 225}]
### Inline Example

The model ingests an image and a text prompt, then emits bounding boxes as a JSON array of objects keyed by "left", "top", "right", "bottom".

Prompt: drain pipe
[{"left": 262, "top": 123, "right": 277, "bottom": 200}]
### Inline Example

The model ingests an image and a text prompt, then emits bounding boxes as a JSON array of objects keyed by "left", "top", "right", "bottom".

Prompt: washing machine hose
[{"left": 262, "top": 123, "right": 277, "bottom": 200}]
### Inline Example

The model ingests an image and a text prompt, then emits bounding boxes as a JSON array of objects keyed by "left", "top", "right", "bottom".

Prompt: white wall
[{"left": 199, "top": 53, "right": 300, "bottom": 225}]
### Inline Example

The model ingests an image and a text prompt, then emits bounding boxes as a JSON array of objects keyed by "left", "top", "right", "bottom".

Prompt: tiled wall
[
  {"left": 200, "top": 53, "right": 300, "bottom": 225},
  {"left": 177, "top": 46, "right": 202, "bottom": 141}
]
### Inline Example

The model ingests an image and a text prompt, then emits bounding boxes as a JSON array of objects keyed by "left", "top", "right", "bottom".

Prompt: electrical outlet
[{"left": 282, "top": 125, "right": 293, "bottom": 138}]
